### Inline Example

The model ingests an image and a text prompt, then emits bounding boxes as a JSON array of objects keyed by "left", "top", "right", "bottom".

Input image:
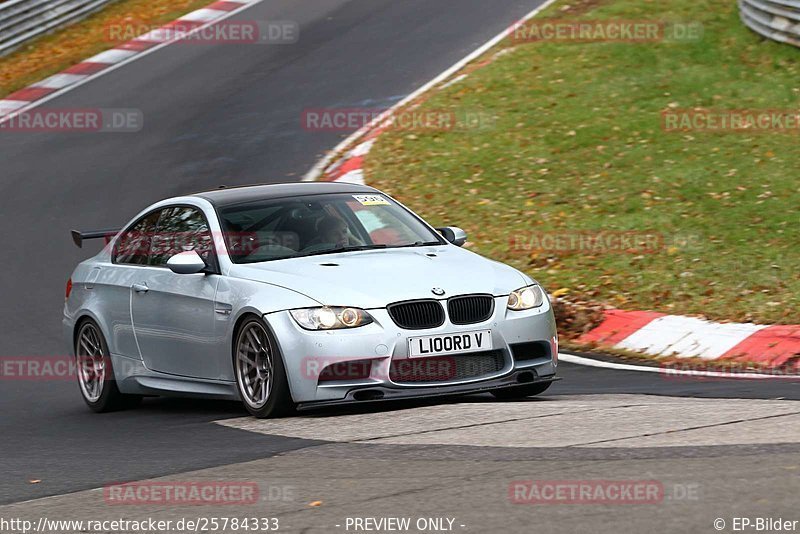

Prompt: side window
[
  {"left": 113, "top": 211, "right": 161, "bottom": 265},
  {"left": 149, "top": 206, "right": 215, "bottom": 267}
]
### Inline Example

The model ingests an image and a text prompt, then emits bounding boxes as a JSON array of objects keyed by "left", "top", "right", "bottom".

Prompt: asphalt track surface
[{"left": 0, "top": 0, "right": 797, "bottom": 530}]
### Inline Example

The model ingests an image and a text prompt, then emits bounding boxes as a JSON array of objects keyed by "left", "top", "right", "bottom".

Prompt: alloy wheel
[
  {"left": 76, "top": 322, "right": 106, "bottom": 402},
  {"left": 236, "top": 321, "right": 274, "bottom": 409}
]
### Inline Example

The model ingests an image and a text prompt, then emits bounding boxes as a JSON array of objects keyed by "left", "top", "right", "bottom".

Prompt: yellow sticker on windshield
[{"left": 353, "top": 194, "right": 390, "bottom": 206}]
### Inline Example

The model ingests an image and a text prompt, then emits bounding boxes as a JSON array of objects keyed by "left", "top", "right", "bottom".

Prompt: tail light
[{"left": 65, "top": 278, "right": 73, "bottom": 300}]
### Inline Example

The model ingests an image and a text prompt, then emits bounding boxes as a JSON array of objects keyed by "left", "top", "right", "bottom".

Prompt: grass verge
[
  {"left": 366, "top": 0, "right": 800, "bottom": 327},
  {"left": 0, "top": 0, "right": 215, "bottom": 98}
]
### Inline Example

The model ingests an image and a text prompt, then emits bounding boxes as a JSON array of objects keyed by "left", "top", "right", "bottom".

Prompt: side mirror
[
  {"left": 437, "top": 226, "right": 467, "bottom": 247},
  {"left": 167, "top": 250, "right": 207, "bottom": 274}
]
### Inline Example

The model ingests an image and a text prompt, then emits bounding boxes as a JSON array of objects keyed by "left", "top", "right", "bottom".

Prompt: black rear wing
[{"left": 70, "top": 229, "right": 120, "bottom": 248}]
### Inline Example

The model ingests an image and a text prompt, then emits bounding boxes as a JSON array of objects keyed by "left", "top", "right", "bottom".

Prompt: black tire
[
  {"left": 75, "top": 319, "right": 142, "bottom": 412},
  {"left": 491, "top": 381, "right": 553, "bottom": 400},
  {"left": 233, "top": 316, "right": 295, "bottom": 418}
]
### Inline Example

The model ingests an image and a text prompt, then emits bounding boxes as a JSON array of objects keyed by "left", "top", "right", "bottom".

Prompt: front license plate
[{"left": 408, "top": 330, "right": 492, "bottom": 358}]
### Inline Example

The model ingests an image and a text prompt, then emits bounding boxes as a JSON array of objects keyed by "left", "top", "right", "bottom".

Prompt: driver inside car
[{"left": 307, "top": 214, "right": 360, "bottom": 249}]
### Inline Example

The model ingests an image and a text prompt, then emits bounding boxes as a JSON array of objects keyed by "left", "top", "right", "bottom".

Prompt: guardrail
[
  {"left": 0, "top": 0, "right": 115, "bottom": 56},
  {"left": 739, "top": 0, "right": 800, "bottom": 48}
]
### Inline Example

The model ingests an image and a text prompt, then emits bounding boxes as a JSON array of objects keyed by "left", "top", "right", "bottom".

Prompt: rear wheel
[
  {"left": 234, "top": 317, "right": 295, "bottom": 418},
  {"left": 75, "top": 320, "right": 141, "bottom": 412},
  {"left": 491, "top": 381, "right": 552, "bottom": 400}
]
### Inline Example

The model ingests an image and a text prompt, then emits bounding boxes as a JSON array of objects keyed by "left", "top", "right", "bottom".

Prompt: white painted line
[
  {"left": 85, "top": 49, "right": 139, "bottom": 65},
  {"left": 179, "top": 8, "right": 228, "bottom": 22},
  {"left": 303, "top": 0, "right": 560, "bottom": 181},
  {"left": 558, "top": 353, "right": 798, "bottom": 379},
  {"left": 440, "top": 73, "right": 468, "bottom": 90},
  {"left": 31, "top": 73, "right": 88, "bottom": 89},
  {"left": 0, "top": 0, "right": 267, "bottom": 126},
  {"left": 616, "top": 316, "right": 766, "bottom": 359}
]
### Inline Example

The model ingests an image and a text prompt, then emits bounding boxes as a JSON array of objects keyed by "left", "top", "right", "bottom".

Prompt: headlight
[
  {"left": 290, "top": 307, "right": 374, "bottom": 330},
  {"left": 507, "top": 285, "right": 545, "bottom": 310}
]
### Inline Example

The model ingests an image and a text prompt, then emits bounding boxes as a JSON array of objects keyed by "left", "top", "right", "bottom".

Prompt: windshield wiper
[
  {"left": 293, "top": 244, "right": 389, "bottom": 258},
  {"left": 336, "top": 244, "right": 390, "bottom": 252},
  {"left": 395, "top": 240, "right": 443, "bottom": 248}
]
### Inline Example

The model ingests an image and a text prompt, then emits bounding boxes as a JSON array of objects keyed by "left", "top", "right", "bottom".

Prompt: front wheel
[
  {"left": 75, "top": 320, "right": 141, "bottom": 412},
  {"left": 234, "top": 317, "right": 295, "bottom": 418},
  {"left": 491, "top": 381, "right": 553, "bottom": 400}
]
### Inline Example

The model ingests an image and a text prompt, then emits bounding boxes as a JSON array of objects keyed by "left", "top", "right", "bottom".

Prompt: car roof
[{"left": 192, "top": 182, "right": 379, "bottom": 207}]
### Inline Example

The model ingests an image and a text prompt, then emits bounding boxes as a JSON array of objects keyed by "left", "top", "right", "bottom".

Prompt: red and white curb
[
  {"left": 578, "top": 310, "right": 800, "bottom": 370},
  {"left": 301, "top": 1, "right": 798, "bottom": 374},
  {"left": 0, "top": 0, "right": 262, "bottom": 123},
  {"left": 315, "top": 129, "right": 382, "bottom": 185}
]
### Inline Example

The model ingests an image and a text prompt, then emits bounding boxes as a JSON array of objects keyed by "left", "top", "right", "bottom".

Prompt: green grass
[{"left": 367, "top": 0, "right": 800, "bottom": 325}]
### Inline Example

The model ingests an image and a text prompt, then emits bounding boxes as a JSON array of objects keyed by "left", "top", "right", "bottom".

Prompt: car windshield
[{"left": 218, "top": 192, "right": 444, "bottom": 264}]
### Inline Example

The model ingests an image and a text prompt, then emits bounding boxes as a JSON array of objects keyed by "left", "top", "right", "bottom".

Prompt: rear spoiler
[{"left": 70, "top": 229, "right": 120, "bottom": 248}]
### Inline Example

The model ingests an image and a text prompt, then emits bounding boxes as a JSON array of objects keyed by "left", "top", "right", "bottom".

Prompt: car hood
[{"left": 228, "top": 246, "right": 528, "bottom": 309}]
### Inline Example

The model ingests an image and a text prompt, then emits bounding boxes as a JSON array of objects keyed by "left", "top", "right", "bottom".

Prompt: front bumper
[
  {"left": 295, "top": 371, "right": 560, "bottom": 411},
  {"left": 265, "top": 295, "right": 558, "bottom": 405}
]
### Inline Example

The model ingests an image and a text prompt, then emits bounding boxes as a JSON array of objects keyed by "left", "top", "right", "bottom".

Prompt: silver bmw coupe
[{"left": 65, "top": 182, "right": 558, "bottom": 417}]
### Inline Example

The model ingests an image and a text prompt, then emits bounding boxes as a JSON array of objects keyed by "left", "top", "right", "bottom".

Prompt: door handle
[
  {"left": 132, "top": 283, "right": 149, "bottom": 294},
  {"left": 215, "top": 303, "right": 233, "bottom": 316}
]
